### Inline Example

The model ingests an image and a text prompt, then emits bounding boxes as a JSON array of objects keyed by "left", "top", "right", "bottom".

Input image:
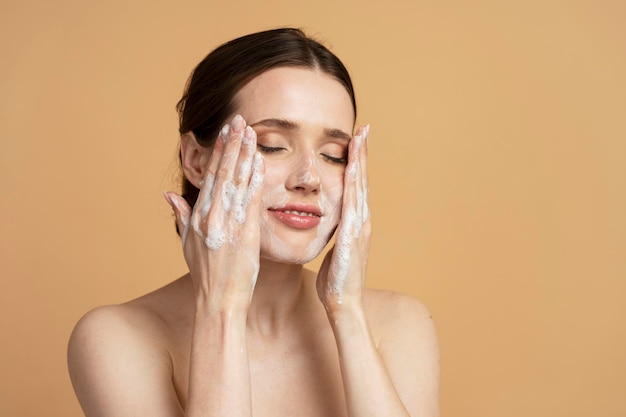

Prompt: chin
[
  {"left": 259, "top": 227, "right": 336, "bottom": 265},
  {"left": 259, "top": 242, "right": 326, "bottom": 265}
]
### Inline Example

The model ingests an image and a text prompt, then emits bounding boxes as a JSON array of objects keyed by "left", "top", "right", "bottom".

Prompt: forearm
[
  {"left": 329, "top": 303, "right": 410, "bottom": 417},
  {"left": 186, "top": 298, "right": 251, "bottom": 417}
]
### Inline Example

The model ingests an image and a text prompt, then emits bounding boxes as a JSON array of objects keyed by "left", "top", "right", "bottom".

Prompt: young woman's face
[{"left": 232, "top": 66, "right": 355, "bottom": 264}]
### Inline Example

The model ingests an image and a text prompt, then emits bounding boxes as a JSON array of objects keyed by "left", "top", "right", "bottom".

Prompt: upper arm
[
  {"left": 377, "top": 294, "right": 440, "bottom": 417},
  {"left": 67, "top": 306, "right": 184, "bottom": 417}
]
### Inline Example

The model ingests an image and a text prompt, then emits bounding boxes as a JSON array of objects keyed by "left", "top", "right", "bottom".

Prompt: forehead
[{"left": 233, "top": 67, "right": 355, "bottom": 132}]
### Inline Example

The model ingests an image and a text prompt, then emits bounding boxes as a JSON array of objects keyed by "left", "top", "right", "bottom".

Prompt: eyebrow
[{"left": 250, "top": 118, "right": 352, "bottom": 141}]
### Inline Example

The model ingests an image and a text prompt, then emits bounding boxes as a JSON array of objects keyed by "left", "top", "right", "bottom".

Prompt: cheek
[
  {"left": 260, "top": 182, "right": 288, "bottom": 209},
  {"left": 320, "top": 177, "right": 344, "bottom": 222},
  {"left": 260, "top": 158, "right": 291, "bottom": 187},
  {"left": 259, "top": 157, "right": 345, "bottom": 216},
  {"left": 259, "top": 162, "right": 287, "bottom": 204}
]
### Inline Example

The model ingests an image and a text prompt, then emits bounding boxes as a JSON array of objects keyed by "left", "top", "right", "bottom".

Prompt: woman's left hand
[{"left": 316, "top": 125, "right": 371, "bottom": 313}]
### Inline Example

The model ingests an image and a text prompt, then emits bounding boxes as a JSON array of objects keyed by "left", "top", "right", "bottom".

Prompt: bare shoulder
[
  {"left": 363, "top": 288, "right": 437, "bottom": 343},
  {"left": 69, "top": 278, "right": 186, "bottom": 353},
  {"left": 67, "top": 280, "right": 188, "bottom": 417},
  {"left": 363, "top": 288, "right": 432, "bottom": 315},
  {"left": 68, "top": 302, "right": 164, "bottom": 355},
  {"left": 67, "top": 302, "right": 171, "bottom": 388},
  {"left": 363, "top": 289, "right": 440, "bottom": 416}
]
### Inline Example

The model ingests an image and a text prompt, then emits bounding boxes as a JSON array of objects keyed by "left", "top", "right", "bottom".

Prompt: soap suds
[
  {"left": 205, "top": 225, "right": 227, "bottom": 250},
  {"left": 327, "top": 132, "right": 369, "bottom": 303}
]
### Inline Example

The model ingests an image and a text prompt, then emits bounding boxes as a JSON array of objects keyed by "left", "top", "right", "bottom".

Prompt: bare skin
[{"left": 68, "top": 68, "right": 440, "bottom": 417}]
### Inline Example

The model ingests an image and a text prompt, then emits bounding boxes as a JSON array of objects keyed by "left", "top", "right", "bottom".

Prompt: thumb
[
  {"left": 316, "top": 246, "right": 334, "bottom": 287},
  {"left": 163, "top": 191, "right": 191, "bottom": 238}
]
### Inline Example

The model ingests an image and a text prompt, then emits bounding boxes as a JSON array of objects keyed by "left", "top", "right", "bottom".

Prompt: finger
[
  {"left": 192, "top": 124, "right": 228, "bottom": 230},
  {"left": 358, "top": 125, "right": 370, "bottom": 222},
  {"left": 339, "top": 135, "right": 359, "bottom": 240},
  {"left": 248, "top": 152, "right": 265, "bottom": 198},
  {"left": 210, "top": 114, "right": 246, "bottom": 217},
  {"left": 235, "top": 126, "right": 257, "bottom": 186},
  {"left": 352, "top": 131, "right": 364, "bottom": 226},
  {"left": 232, "top": 126, "right": 257, "bottom": 224},
  {"left": 241, "top": 151, "right": 265, "bottom": 247},
  {"left": 244, "top": 152, "right": 265, "bottom": 225}
]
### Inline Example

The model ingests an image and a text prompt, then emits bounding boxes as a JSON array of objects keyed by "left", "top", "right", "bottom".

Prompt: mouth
[
  {"left": 268, "top": 204, "right": 322, "bottom": 229},
  {"left": 269, "top": 203, "right": 322, "bottom": 217},
  {"left": 279, "top": 209, "right": 319, "bottom": 217}
]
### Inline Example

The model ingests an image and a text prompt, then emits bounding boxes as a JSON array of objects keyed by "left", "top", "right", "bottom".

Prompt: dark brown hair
[{"left": 176, "top": 27, "right": 357, "bottom": 210}]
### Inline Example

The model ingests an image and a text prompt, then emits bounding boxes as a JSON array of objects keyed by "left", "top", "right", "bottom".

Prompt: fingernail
[
  {"left": 169, "top": 193, "right": 186, "bottom": 217},
  {"left": 242, "top": 126, "right": 255, "bottom": 146},
  {"left": 252, "top": 151, "right": 264, "bottom": 170},
  {"left": 231, "top": 114, "right": 245, "bottom": 133}
]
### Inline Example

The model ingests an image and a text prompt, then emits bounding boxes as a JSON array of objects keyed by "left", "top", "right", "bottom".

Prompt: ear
[{"left": 180, "top": 132, "right": 212, "bottom": 188}]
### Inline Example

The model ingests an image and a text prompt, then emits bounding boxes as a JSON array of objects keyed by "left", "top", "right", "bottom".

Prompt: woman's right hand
[{"left": 164, "top": 115, "right": 265, "bottom": 312}]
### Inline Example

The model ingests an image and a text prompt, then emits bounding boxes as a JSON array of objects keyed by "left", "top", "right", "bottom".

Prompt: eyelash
[
  {"left": 257, "top": 145, "right": 346, "bottom": 165},
  {"left": 323, "top": 154, "right": 347, "bottom": 165},
  {"left": 257, "top": 144, "right": 283, "bottom": 153}
]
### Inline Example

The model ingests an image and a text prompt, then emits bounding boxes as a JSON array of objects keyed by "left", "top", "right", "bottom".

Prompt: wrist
[
  {"left": 195, "top": 294, "right": 249, "bottom": 321},
  {"left": 325, "top": 297, "right": 366, "bottom": 323},
  {"left": 326, "top": 299, "right": 376, "bottom": 352}
]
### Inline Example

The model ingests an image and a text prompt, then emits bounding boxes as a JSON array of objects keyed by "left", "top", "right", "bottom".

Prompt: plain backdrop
[{"left": 1, "top": 1, "right": 625, "bottom": 416}]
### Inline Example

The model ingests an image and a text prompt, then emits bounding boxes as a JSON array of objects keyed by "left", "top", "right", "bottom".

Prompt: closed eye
[
  {"left": 257, "top": 144, "right": 284, "bottom": 153},
  {"left": 322, "top": 153, "right": 347, "bottom": 165}
]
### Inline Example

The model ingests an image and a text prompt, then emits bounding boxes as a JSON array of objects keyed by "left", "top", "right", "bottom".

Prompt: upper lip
[{"left": 269, "top": 203, "right": 322, "bottom": 217}]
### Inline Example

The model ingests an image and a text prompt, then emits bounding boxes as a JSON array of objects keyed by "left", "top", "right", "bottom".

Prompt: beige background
[{"left": 1, "top": 1, "right": 625, "bottom": 416}]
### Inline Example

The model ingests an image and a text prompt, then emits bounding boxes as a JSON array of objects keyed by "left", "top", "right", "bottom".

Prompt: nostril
[{"left": 286, "top": 155, "right": 322, "bottom": 192}]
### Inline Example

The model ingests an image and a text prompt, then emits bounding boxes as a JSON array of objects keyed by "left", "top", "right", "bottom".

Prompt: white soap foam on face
[
  {"left": 303, "top": 154, "right": 343, "bottom": 263},
  {"left": 256, "top": 149, "right": 344, "bottom": 264},
  {"left": 294, "top": 156, "right": 314, "bottom": 186},
  {"left": 283, "top": 150, "right": 340, "bottom": 263},
  {"left": 259, "top": 182, "right": 293, "bottom": 261}
]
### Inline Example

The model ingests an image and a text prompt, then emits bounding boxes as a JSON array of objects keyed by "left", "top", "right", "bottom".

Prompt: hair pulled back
[{"left": 176, "top": 27, "right": 357, "bottom": 210}]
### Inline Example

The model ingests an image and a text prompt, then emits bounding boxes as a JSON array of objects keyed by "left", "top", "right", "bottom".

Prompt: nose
[{"left": 285, "top": 153, "right": 320, "bottom": 194}]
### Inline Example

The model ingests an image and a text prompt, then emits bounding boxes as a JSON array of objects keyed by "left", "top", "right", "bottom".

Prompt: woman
[{"left": 67, "top": 28, "right": 440, "bottom": 417}]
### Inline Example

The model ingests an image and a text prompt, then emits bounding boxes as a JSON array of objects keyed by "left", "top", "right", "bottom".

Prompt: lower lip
[{"left": 269, "top": 210, "right": 321, "bottom": 229}]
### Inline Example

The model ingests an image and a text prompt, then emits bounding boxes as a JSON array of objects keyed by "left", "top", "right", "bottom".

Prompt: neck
[{"left": 246, "top": 259, "right": 308, "bottom": 336}]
